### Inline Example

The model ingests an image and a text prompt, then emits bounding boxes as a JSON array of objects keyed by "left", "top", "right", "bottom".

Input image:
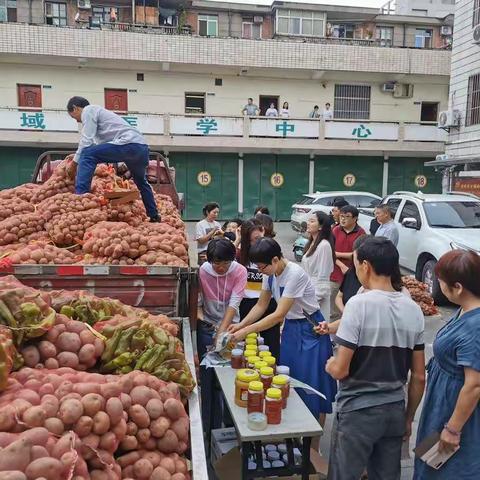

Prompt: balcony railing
[
  {"left": 0, "top": 109, "right": 448, "bottom": 144},
  {"left": 100, "top": 22, "right": 191, "bottom": 35}
]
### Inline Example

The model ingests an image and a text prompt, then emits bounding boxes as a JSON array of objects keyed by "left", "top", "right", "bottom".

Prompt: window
[
  {"left": 242, "top": 21, "right": 262, "bottom": 40},
  {"left": 466, "top": 73, "right": 480, "bottom": 127},
  {"left": 332, "top": 24, "right": 355, "bottom": 39},
  {"left": 104, "top": 88, "right": 128, "bottom": 112},
  {"left": 399, "top": 201, "right": 422, "bottom": 227},
  {"left": 45, "top": 1, "right": 67, "bottom": 26},
  {"left": 412, "top": 9, "right": 428, "bottom": 16},
  {"left": 92, "top": 6, "right": 110, "bottom": 24},
  {"left": 334, "top": 84, "right": 371, "bottom": 120},
  {"left": 376, "top": 26, "right": 393, "bottom": 47},
  {"left": 0, "top": 0, "right": 16, "bottom": 22},
  {"left": 415, "top": 29, "right": 433, "bottom": 48},
  {"left": 276, "top": 9, "right": 325, "bottom": 37},
  {"left": 313, "top": 196, "right": 335, "bottom": 206},
  {"left": 353, "top": 195, "right": 381, "bottom": 209},
  {"left": 198, "top": 14, "right": 217, "bottom": 36},
  {"left": 137, "top": 73, "right": 144, "bottom": 82},
  {"left": 385, "top": 198, "right": 402, "bottom": 217},
  {"left": 473, "top": 0, "right": 480, "bottom": 27},
  {"left": 17, "top": 84, "right": 42, "bottom": 109},
  {"left": 424, "top": 201, "right": 480, "bottom": 228},
  {"left": 215, "top": 78, "right": 222, "bottom": 86},
  {"left": 185, "top": 92, "right": 205, "bottom": 114},
  {"left": 421, "top": 102, "right": 439, "bottom": 123}
]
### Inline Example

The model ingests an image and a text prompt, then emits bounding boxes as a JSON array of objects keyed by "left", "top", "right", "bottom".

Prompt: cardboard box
[{"left": 210, "top": 428, "right": 239, "bottom": 465}]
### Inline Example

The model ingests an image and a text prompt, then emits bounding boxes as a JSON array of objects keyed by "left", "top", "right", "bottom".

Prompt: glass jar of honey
[
  {"left": 265, "top": 388, "right": 282, "bottom": 424},
  {"left": 235, "top": 369, "right": 260, "bottom": 407},
  {"left": 259, "top": 350, "right": 272, "bottom": 359},
  {"left": 247, "top": 381, "right": 264, "bottom": 414},
  {"left": 265, "top": 355, "right": 276, "bottom": 373},
  {"left": 231, "top": 349, "right": 244, "bottom": 369},
  {"left": 272, "top": 375, "right": 289, "bottom": 408},
  {"left": 260, "top": 366, "right": 274, "bottom": 391}
]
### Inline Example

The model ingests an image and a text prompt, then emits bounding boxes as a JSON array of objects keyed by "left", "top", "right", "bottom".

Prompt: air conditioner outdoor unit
[
  {"left": 474, "top": 25, "right": 480, "bottom": 44},
  {"left": 253, "top": 16, "right": 263, "bottom": 23},
  {"left": 382, "top": 83, "right": 396, "bottom": 93},
  {"left": 440, "top": 25, "right": 452, "bottom": 36},
  {"left": 77, "top": 0, "right": 91, "bottom": 9},
  {"left": 438, "top": 110, "right": 461, "bottom": 128},
  {"left": 393, "top": 84, "right": 414, "bottom": 98}
]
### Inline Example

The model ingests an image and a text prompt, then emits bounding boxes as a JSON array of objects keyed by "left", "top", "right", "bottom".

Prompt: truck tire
[{"left": 421, "top": 259, "right": 447, "bottom": 306}]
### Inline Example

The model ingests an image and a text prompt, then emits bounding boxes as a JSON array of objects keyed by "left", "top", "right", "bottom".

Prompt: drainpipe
[
  {"left": 29, "top": 0, "right": 33, "bottom": 24},
  {"left": 132, "top": 0, "right": 135, "bottom": 24},
  {"left": 403, "top": 23, "right": 406, "bottom": 47},
  {"left": 228, "top": 10, "right": 231, "bottom": 37}
]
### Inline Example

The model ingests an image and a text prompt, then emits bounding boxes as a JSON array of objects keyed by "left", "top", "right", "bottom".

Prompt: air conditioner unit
[
  {"left": 253, "top": 16, "right": 263, "bottom": 23},
  {"left": 440, "top": 25, "right": 452, "bottom": 36},
  {"left": 393, "top": 84, "right": 414, "bottom": 98},
  {"left": 77, "top": 0, "right": 91, "bottom": 9},
  {"left": 382, "top": 83, "right": 396, "bottom": 93},
  {"left": 438, "top": 110, "right": 461, "bottom": 128},
  {"left": 474, "top": 25, "right": 480, "bottom": 44}
]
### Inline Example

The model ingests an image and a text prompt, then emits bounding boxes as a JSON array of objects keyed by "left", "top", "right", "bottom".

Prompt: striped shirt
[{"left": 334, "top": 289, "right": 425, "bottom": 413}]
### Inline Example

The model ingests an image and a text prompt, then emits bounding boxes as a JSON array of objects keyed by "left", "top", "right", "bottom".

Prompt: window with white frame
[
  {"left": 332, "top": 23, "right": 355, "bottom": 39},
  {"left": 334, "top": 84, "right": 371, "bottom": 120},
  {"left": 466, "top": 73, "right": 480, "bottom": 127},
  {"left": 242, "top": 21, "right": 262, "bottom": 39},
  {"left": 276, "top": 9, "right": 325, "bottom": 37},
  {"left": 375, "top": 26, "right": 393, "bottom": 46},
  {"left": 92, "top": 6, "right": 110, "bottom": 24},
  {"left": 474, "top": 0, "right": 480, "bottom": 27},
  {"left": 45, "top": 1, "right": 67, "bottom": 26},
  {"left": 198, "top": 14, "right": 218, "bottom": 36},
  {"left": 415, "top": 28, "right": 433, "bottom": 48}
]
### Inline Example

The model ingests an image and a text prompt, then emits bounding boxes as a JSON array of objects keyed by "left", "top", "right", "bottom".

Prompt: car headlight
[{"left": 450, "top": 241, "right": 480, "bottom": 254}]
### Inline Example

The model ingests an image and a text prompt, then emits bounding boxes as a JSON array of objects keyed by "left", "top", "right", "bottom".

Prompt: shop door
[
  {"left": 169, "top": 152, "right": 238, "bottom": 221},
  {"left": 243, "top": 154, "right": 309, "bottom": 220},
  {"left": 388, "top": 157, "right": 441, "bottom": 194},
  {"left": 314, "top": 156, "right": 383, "bottom": 196}
]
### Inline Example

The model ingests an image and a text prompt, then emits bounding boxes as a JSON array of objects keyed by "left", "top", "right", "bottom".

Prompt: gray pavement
[{"left": 187, "top": 221, "right": 455, "bottom": 479}]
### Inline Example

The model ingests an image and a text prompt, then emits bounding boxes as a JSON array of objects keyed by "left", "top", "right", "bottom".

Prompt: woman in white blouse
[
  {"left": 301, "top": 211, "right": 335, "bottom": 321},
  {"left": 280, "top": 101, "right": 290, "bottom": 118}
]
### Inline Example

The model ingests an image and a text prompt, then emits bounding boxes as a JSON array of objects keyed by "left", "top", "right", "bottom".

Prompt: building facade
[
  {"left": 382, "top": 0, "right": 456, "bottom": 18},
  {"left": 0, "top": 1, "right": 451, "bottom": 220}
]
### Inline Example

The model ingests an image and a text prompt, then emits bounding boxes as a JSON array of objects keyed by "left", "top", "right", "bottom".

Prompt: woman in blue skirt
[
  {"left": 229, "top": 238, "right": 337, "bottom": 431},
  {"left": 414, "top": 250, "right": 480, "bottom": 479}
]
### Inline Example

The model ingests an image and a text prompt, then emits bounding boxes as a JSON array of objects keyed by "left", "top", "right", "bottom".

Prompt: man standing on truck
[{"left": 66, "top": 96, "right": 160, "bottom": 222}]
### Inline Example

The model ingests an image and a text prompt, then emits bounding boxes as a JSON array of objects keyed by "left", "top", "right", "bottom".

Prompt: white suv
[
  {"left": 290, "top": 191, "right": 381, "bottom": 232},
  {"left": 360, "top": 191, "right": 480, "bottom": 304}
]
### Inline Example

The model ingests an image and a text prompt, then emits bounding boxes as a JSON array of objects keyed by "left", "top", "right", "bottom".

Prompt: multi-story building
[
  {"left": 382, "top": 0, "right": 456, "bottom": 18},
  {"left": 0, "top": 0, "right": 451, "bottom": 219},
  {"left": 426, "top": 0, "right": 480, "bottom": 196}
]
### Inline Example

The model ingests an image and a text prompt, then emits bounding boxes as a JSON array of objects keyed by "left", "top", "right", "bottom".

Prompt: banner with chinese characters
[
  {"left": 325, "top": 121, "right": 399, "bottom": 141},
  {"left": 169, "top": 116, "right": 243, "bottom": 136},
  {"left": 250, "top": 119, "right": 319, "bottom": 138}
]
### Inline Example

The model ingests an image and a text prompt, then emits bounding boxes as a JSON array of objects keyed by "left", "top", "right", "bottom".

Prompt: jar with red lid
[
  {"left": 265, "top": 388, "right": 282, "bottom": 424},
  {"left": 247, "top": 381, "right": 264, "bottom": 414},
  {"left": 272, "top": 375, "right": 289, "bottom": 408}
]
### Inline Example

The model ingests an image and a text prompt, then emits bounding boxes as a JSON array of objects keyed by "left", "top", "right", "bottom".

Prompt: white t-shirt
[
  {"left": 262, "top": 262, "right": 318, "bottom": 319},
  {"left": 265, "top": 108, "right": 278, "bottom": 117},
  {"left": 195, "top": 219, "right": 221, "bottom": 253},
  {"left": 323, "top": 109, "right": 333, "bottom": 120},
  {"left": 301, "top": 239, "right": 334, "bottom": 285},
  {"left": 280, "top": 108, "right": 290, "bottom": 118}
]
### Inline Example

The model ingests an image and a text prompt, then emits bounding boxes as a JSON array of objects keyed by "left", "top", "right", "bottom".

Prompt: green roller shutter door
[
  {"left": 243, "top": 154, "right": 310, "bottom": 221},
  {"left": 314, "top": 156, "right": 383, "bottom": 195},
  {"left": 0, "top": 147, "right": 45, "bottom": 189},
  {"left": 388, "top": 158, "right": 442, "bottom": 194},
  {"left": 169, "top": 152, "right": 238, "bottom": 221}
]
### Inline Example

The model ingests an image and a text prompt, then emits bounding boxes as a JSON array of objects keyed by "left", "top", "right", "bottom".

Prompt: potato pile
[
  {"left": 402, "top": 276, "right": 439, "bottom": 316},
  {"left": 0, "top": 368, "right": 190, "bottom": 480},
  {"left": 6, "top": 243, "right": 79, "bottom": 265},
  {"left": 0, "top": 159, "right": 188, "bottom": 267}
]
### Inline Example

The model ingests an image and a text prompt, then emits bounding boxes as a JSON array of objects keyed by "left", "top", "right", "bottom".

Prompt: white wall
[
  {"left": 0, "top": 63, "right": 448, "bottom": 123},
  {"left": 396, "top": 0, "right": 455, "bottom": 18}
]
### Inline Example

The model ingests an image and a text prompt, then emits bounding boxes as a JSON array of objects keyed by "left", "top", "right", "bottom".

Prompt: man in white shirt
[
  {"left": 66, "top": 96, "right": 159, "bottom": 222},
  {"left": 374, "top": 205, "right": 399, "bottom": 247},
  {"left": 323, "top": 102, "right": 334, "bottom": 121}
]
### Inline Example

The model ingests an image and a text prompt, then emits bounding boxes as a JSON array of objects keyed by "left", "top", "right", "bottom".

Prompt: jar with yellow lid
[
  {"left": 265, "top": 388, "right": 282, "bottom": 424},
  {"left": 245, "top": 344, "right": 258, "bottom": 353},
  {"left": 260, "top": 366, "right": 274, "bottom": 390},
  {"left": 254, "top": 360, "right": 267, "bottom": 372},
  {"left": 264, "top": 355, "right": 276, "bottom": 372},
  {"left": 246, "top": 332, "right": 258, "bottom": 340},
  {"left": 235, "top": 369, "right": 259, "bottom": 407},
  {"left": 259, "top": 350, "right": 272, "bottom": 359},
  {"left": 272, "top": 374, "right": 289, "bottom": 408},
  {"left": 243, "top": 350, "right": 256, "bottom": 368},
  {"left": 245, "top": 338, "right": 257, "bottom": 346},
  {"left": 247, "top": 355, "right": 261, "bottom": 369},
  {"left": 247, "top": 380, "right": 264, "bottom": 413}
]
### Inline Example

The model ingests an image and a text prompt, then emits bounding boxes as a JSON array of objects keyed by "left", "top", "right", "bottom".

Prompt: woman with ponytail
[{"left": 301, "top": 211, "right": 335, "bottom": 321}]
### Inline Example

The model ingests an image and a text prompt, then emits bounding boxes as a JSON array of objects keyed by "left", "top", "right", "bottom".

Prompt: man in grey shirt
[
  {"left": 374, "top": 205, "right": 399, "bottom": 246},
  {"left": 242, "top": 98, "right": 259, "bottom": 116},
  {"left": 66, "top": 96, "right": 159, "bottom": 222}
]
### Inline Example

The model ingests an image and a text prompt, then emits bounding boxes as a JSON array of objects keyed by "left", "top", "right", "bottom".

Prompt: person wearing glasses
[
  {"left": 329, "top": 205, "right": 366, "bottom": 322},
  {"left": 229, "top": 238, "right": 337, "bottom": 440},
  {"left": 197, "top": 238, "right": 247, "bottom": 430}
]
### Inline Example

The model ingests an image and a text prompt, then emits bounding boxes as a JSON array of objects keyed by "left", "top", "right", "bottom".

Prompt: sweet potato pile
[
  {"left": 0, "top": 159, "right": 188, "bottom": 267},
  {"left": 402, "top": 276, "right": 439, "bottom": 316}
]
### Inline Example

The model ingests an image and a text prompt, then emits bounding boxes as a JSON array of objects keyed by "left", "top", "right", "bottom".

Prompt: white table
[{"left": 215, "top": 367, "right": 323, "bottom": 479}]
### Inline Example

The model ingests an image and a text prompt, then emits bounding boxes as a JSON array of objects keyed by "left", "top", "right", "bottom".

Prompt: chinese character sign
[
  {"left": 122, "top": 116, "right": 138, "bottom": 127},
  {"left": 20, "top": 112, "right": 46, "bottom": 130},
  {"left": 196, "top": 118, "right": 218, "bottom": 135},
  {"left": 352, "top": 124, "right": 372, "bottom": 139},
  {"left": 275, "top": 121, "right": 295, "bottom": 138}
]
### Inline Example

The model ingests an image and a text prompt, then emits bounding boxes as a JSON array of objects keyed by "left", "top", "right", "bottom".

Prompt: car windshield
[
  {"left": 296, "top": 196, "right": 315, "bottom": 205},
  {"left": 424, "top": 201, "right": 480, "bottom": 228}
]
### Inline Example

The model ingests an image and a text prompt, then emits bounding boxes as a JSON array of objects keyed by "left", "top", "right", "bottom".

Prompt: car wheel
[
  {"left": 294, "top": 248, "right": 304, "bottom": 262},
  {"left": 422, "top": 259, "right": 447, "bottom": 306}
]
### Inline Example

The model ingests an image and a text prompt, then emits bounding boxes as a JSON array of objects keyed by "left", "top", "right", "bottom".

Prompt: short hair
[
  {"left": 314, "top": 105, "right": 319, "bottom": 109},
  {"left": 249, "top": 238, "right": 283, "bottom": 265},
  {"left": 67, "top": 96, "right": 90, "bottom": 112},
  {"left": 202, "top": 202, "right": 220, "bottom": 217},
  {"left": 356, "top": 237, "right": 399, "bottom": 277},
  {"left": 248, "top": 97, "right": 253, "bottom": 101},
  {"left": 222, "top": 218, "right": 243, "bottom": 230},
  {"left": 254, "top": 205, "right": 270, "bottom": 215},
  {"left": 340, "top": 205, "right": 359, "bottom": 218},
  {"left": 223, "top": 231, "right": 236, "bottom": 242},
  {"left": 333, "top": 198, "right": 349, "bottom": 209},
  {"left": 325, "top": 103, "right": 331, "bottom": 107},
  {"left": 206, "top": 238, "right": 236, "bottom": 263},
  {"left": 376, "top": 204, "right": 393, "bottom": 217},
  {"left": 435, "top": 250, "right": 480, "bottom": 296}
]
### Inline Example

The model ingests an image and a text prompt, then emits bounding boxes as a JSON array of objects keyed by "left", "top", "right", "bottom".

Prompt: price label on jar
[
  {"left": 271, "top": 173, "right": 284, "bottom": 188},
  {"left": 343, "top": 173, "right": 356, "bottom": 188},
  {"left": 197, "top": 171, "right": 212, "bottom": 187}
]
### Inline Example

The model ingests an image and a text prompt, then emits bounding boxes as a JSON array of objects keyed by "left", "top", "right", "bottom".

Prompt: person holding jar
[
  {"left": 228, "top": 238, "right": 337, "bottom": 433},
  {"left": 414, "top": 250, "right": 480, "bottom": 480},
  {"left": 195, "top": 202, "right": 221, "bottom": 265}
]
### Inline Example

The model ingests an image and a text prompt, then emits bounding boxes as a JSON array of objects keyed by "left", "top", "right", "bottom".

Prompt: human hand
[
  {"left": 66, "top": 159, "right": 77, "bottom": 180},
  {"left": 325, "top": 356, "right": 335, "bottom": 374},
  {"left": 227, "top": 323, "right": 243, "bottom": 334},
  {"left": 230, "top": 328, "right": 248, "bottom": 343},
  {"left": 403, "top": 419, "right": 413, "bottom": 441},
  {"left": 314, "top": 322, "right": 330, "bottom": 335},
  {"left": 339, "top": 263, "right": 349, "bottom": 275},
  {"left": 439, "top": 427, "right": 461, "bottom": 454}
]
